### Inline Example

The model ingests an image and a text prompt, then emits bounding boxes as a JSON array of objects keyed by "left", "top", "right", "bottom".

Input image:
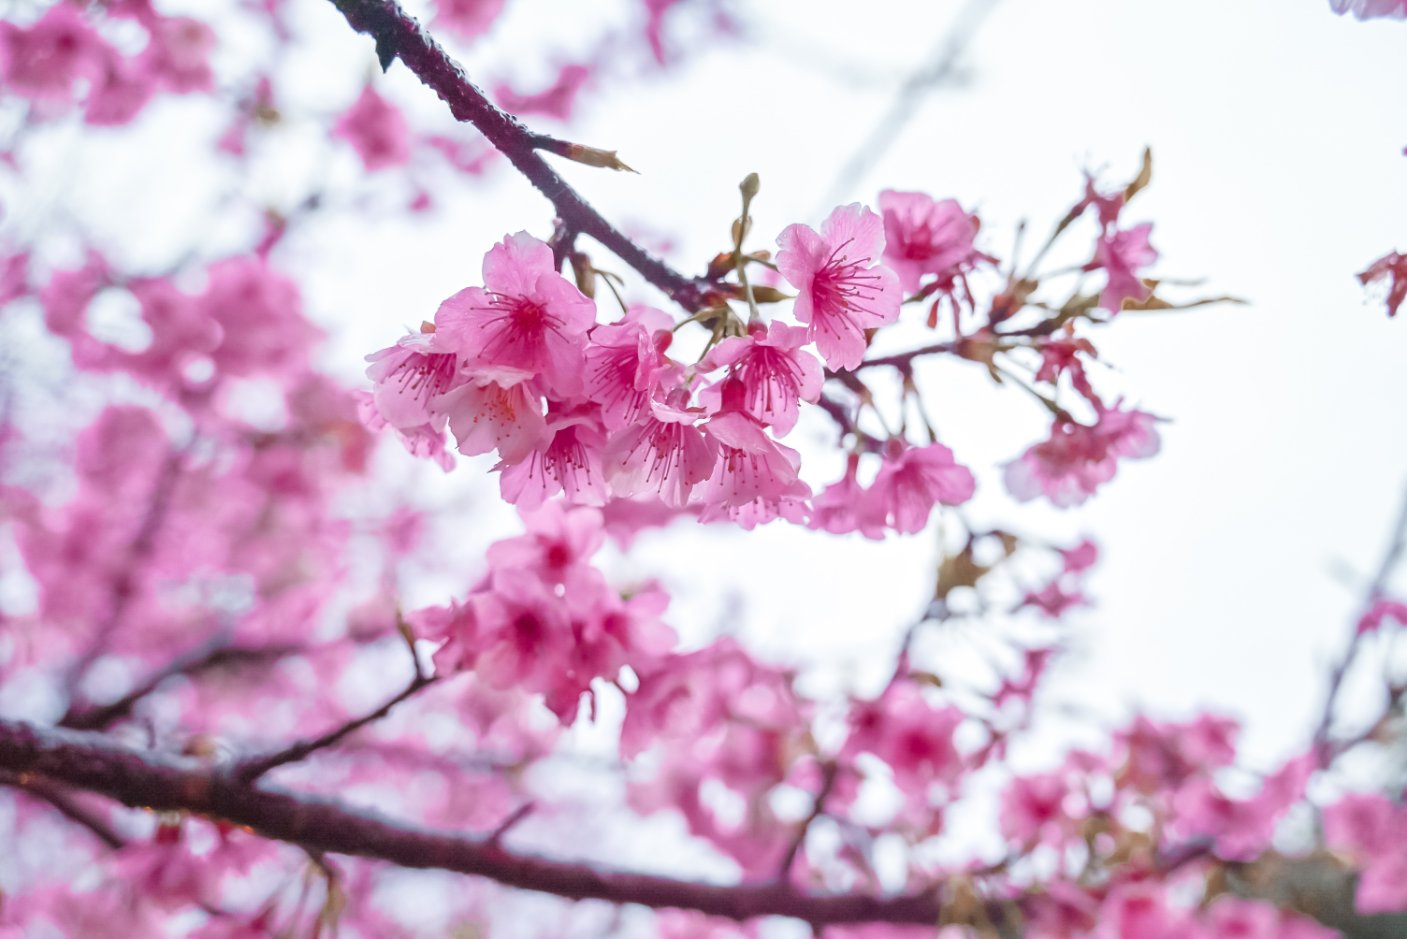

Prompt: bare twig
[
  {"left": 818, "top": 0, "right": 1004, "bottom": 210},
  {"left": 0, "top": 770, "right": 125, "bottom": 849},
  {"left": 324, "top": 0, "right": 719, "bottom": 312},
  {"left": 60, "top": 640, "right": 305, "bottom": 732},
  {"left": 232, "top": 641, "right": 437, "bottom": 784},
  {"left": 1312, "top": 483, "right": 1407, "bottom": 756}
]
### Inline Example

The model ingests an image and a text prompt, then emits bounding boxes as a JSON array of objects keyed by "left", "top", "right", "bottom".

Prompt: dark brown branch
[
  {"left": 0, "top": 718, "right": 996, "bottom": 928},
  {"left": 1, "top": 770, "right": 125, "bottom": 849},
  {"left": 325, "top": 0, "right": 716, "bottom": 312},
  {"left": 60, "top": 641, "right": 305, "bottom": 732},
  {"left": 233, "top": 671, "right": 438, "bottom": 784}
]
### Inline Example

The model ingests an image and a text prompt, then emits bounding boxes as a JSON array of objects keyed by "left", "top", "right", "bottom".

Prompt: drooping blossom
[
  {"left": 808, "top": 454, "right": 886, "bottom": 539},
  {"left": 436, "top": 233, "right": 597, "bottom": 398},
  {"left": 1356, "top": 250, "right": 1407, "bottom": 317},
  {"left": 583, "top": 305, "right": 677, "bottom": 430},
  {"left": 878, "top": 190, "right": 983, "bottom": 295},
  {"left": 333, "top": 83, "right": 411, "bottom": 172},
  {"left": 1330, "top": 0, "right": 1407, "bottom": 19},
  {"left": 438, "top": 369, "right": 547, "bottom": 464},
  {"left": 84, "top": 53, "right": 155, "bottom": 125},
  {"left": 699, "top": 320, "right": 822, "bottom": 436},
  {"left": 603, "top": 393, "right": 717, "bottom": 507},
  {"left": 697, "top": 403, "right": 810, "bottom": 528},
  {"left": 433, "top": 0, "right": 507, "bottom": 41},
  {"left": 1004, "top": 405, "right": 1161, "bottom": 508},
  {"left": 865, "top": 440, "right": 975, "bottom": 534},
  {"left": 364, "top": 326, "right": 461, "bottom": 431},
  {"left": 1168, "top": 753, "right": 1313, "bottom": 861},
  {"left": 497, "top": 406, "right": 608, "bottom": 507},
  {"left": 1091, "top": 223, "right": 1157, "bottom": 312},
  {"left": 776, "top": 203, "right": 901, "bottom": 371}
]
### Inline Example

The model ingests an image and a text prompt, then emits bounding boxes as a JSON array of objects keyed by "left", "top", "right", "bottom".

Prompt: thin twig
[
  {"left": 0, "top": 771, "right": 125, "bottom": 849},
  {"left": 1312, "top": 483, "right": 1407, "bottom": 756},
  {"left": 60, "top": 640, "right": 305, "bottom": 732},
  {"left": 818, "top": 0, "right": 1004, "bottom": 210},
  {"left": 233, "top": 665, "right": 438, "bottom": 784},
  {"left": 325, "top": 0, "right": 719, "bottom": 312}
]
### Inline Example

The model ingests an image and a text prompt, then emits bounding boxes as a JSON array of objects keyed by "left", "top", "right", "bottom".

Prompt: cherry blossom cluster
[{"left": 362, "top": 219, "right": 976, "bottom": 533}]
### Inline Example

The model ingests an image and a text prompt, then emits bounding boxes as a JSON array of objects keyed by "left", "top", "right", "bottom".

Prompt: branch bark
[
  {"left": 324, "top": 0, "right": 716, "bottom": 312},
  {"left": 0, "top": 718, "right": 988, "bottom": 928}
]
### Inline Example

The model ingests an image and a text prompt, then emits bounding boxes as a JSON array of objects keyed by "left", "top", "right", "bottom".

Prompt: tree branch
[
  {"left": 0, "top": 770, "right": 125, "bottom": 849},
  {"left": 324, "top": 0, "right": 717, "bottom": 312},
  {"left": 232, "top": 640, "right": 438, "bottom": 783},
  {"left": 0, "top": 718, "right": 997, "bottom": 928},
  {"left": 60, "top": 640, "right": 306, "bottom": 732}
]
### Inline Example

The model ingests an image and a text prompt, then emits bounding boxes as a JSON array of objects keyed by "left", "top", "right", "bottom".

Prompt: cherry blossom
[
  {"left": 698, "top": 321, "right": 823, "bottom": 436},
  {"left": 333, "top": 82, "right": 411, "bottom": 171},
  {"left": 1004, "top": 405, "right": 1162, "bottom": 507},
  {"left": 436, "top": 232, "right": 597, "bottom": 398},
  {"left": 877, "top": 189, "right": 984, "bottom": 295},
  {"left": 776, "top": 203, "right": 902, "bottom": 371},
  {"left": 865, "top": 440, "right": 976, "bottom": 533}
]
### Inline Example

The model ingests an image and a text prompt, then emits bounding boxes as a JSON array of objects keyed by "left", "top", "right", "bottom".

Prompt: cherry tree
[{"left": 0, "top": 0, "right": 1404, "bottom": 937}]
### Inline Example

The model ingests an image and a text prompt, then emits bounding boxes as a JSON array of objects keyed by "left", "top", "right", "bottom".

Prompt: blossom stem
[{"left": 323, "top": 0, "right": 716, "bottom": 311}]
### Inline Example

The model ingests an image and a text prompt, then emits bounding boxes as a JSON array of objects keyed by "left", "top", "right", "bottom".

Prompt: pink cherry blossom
[
  {"left": 436, "top": 233, "right": 596, "bottom": 397},
  {"left": 1091, "top": 223, "right": 1157, "bottom": 312},
  {"left": 846, "top": 682, "right": 967, "bottom": 807},
  {"left": 434, "top": 0, "right": 507, "bottom": 42},
  {"left": 1000, "top": 771, "right": 1073, "bottom": 845},
  {"left": 878, "top": 190, "right": 983, "bottom": 295},
  {"left": 1199, "top": 898, "right": 1338, "bottom": 939},
  {"left": 139, "top": 15, "right": 216, "bottom": 94},
  {"left": 776, "top": 203, "right": 901, "bottom": 371},
  {"left": 1004, "top": 405, "right": 1161, "bottom": 508},
  {"left": 365, "top": 327, "right": 462, "bottom": 431},
  {"left": 1357, "top": 596, "right": 1407, "bottom": 634},
  {"left": 697, "top": 406, "right": 811, "bottom": 527},
  {"left": 333, "top": 83, "right": 411, "bottom": 172},
  {"left": 699, "top": 321, "right": 822, "bottom": 436},
  {"left": 494, "top": 63, "right": 591, "bottom": 122},
  {"left": 1323, "top": 792, "right": 1407, "bottom": 913},
  {"left": 865, "top": 441, "right": 976, "bottom": 534},
  {"left": 584, "top": 305, "right": 677, "bottom": 430},
  {"left": 84, "top": 54, "right": 155, "bottom": 126},
  {"left": 1330, "top": 0, "right": 1407, "bottom": 19},
  {"left": 0, "top": 4, "right": 110, "bottom": 104},
  {"left": 809, "top": 454, "right": 886, "bottom": 539},
  {"left": 439, "top": 371, "right": 548, "bottom": 464},
  {"left": 497, "top": 407, "right": 608, "bottom": 508},
  {"left": 603, "top": 396, "right": 717, "bottom": 507}
]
